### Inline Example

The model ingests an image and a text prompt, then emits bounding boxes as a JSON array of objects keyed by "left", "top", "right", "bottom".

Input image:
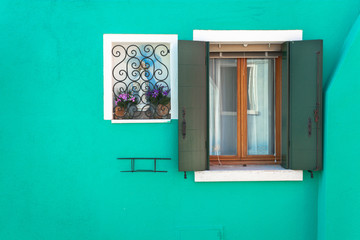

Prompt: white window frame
[
  {"left": 103, "top": 34, "right": 178, "bottom": 123},
  {"left": 193, "top": 30, "right": 303, "bottom": 182}
]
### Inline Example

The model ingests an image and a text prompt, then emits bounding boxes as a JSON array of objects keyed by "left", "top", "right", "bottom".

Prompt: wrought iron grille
[{"left": 112, "top": 43, "right": 171, "bottom": 119}]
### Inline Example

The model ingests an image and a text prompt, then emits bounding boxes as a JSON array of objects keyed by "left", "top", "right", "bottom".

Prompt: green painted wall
[
  {"left": 0, "top": 1, "right": 359, "bottom": 239},
  {"left": 319, "top": 13, "right": 360, "bottom": 240}
]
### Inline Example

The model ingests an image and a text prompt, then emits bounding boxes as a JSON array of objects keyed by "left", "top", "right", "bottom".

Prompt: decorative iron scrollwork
[{"left": 111, "top": 43, "right": 171, "bottom": 119}]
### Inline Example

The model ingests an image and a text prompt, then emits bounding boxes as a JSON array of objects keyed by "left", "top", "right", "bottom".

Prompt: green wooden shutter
[
  {"left": 178, "top": 40, "right": 209, "bottom": 171},
  {"left": 281, "top": 42, "right": 290, "bottom": 169},
  {"left": 281, "top": 40, "right": 323, "bottom": 170}
]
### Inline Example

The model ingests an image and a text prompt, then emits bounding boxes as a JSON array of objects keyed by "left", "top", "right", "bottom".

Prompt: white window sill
[
  {"left": 194, "top": 165, "right": 303, "bottom": 182},
  {"left": 111, "top": 119, "right": 171, "bottom": 124}
]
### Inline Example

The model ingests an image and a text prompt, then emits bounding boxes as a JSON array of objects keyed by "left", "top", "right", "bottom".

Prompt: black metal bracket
[
  {"left": 117, "top": 157, "right": 171, "bottom": 173},
  {"left": 182, "top": 107, "right": 186, "bottom": 139}
]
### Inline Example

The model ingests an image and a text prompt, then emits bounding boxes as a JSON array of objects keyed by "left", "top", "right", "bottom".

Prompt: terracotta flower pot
[
  {"left": 114, "top": 106, "right": 126, "bottom": 119},
  {"left": 156, "top": 103, "right": 171, "bottom": 118}
]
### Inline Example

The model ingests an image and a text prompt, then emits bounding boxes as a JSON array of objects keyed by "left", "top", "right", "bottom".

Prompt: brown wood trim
[
  {"left": 210, "top": 159, "right": 281, "bottom": 165},
  {"left": 210, "top": 155, "right": 238, "bottom": 160},
  {"left": 275, "top": 57, "right": 282, "bottom": 161},
  {"left": 237, "top": 59, "right": 241, "bottom": 159},
  {"left": 242, "top": 155, "right": 277, "bottom": 159},
  {"left": 240, "top": 58, "right": 248, "bottom": 159},
  {"left": 210, "top": 155, "right": 277, "bottom": 160}
]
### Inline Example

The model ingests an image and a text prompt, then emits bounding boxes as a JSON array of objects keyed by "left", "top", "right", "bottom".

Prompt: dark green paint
[
  {"left": 178, "top": 40, "right": 209, "bottom": 171},
  {"left": 281, "top": 42, "right": 290, "bottom": 169},
  {"left": 282, "top": 40, "right": 323, "bottom": 170}
]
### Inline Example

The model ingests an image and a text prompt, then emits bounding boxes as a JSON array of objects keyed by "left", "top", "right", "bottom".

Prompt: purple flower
[
  {"left": 151, "top": 89, "right": 159, "bottom": 98},
  {"left": 119, "top": 93, "right": 128, "bottom": 101}
]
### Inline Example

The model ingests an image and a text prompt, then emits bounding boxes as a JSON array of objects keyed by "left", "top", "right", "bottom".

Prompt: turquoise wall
[
  {"left": 1, "top": 1, "right": 359, "bottom": 239},
  {"left": 319, "top": 13, "right": 360, "bottom": 240}
]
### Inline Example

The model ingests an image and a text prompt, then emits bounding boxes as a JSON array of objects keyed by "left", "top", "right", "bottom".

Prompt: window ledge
[
  {"left": 111, "top": 119, "right": 171, "bottom": 124},
  {"left": 194, "top": 165, "right": 303, "bottom": 182}
]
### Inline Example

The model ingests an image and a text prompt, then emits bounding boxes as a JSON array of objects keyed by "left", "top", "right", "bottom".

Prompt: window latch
[
  {"left": 182, "top": 107, "right": 186, "bottom": 139},
  {"left": 314, "top": 108, "right": 319, "bottom": 123}
]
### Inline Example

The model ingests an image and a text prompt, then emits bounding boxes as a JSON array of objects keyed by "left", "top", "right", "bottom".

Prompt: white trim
[
  {"left": 103, "top": 34, "right": 177, "bottom": 43},
  {"left": 193, "top": 30, "right": 303, "bottom": 44},
  {"left": 195, "top": 165, "right": 303, "bottom": 182},
  {"left": 103, "top": 34, "right": 178, "bottom": 122},
  {"left": 169, "top": 37, "right": 178, "bottom": 120},
  {"left": 111, "top": 119, "right": 171, "bottom": 124},
  {"left": 103, "top": 35, "right": 113, "bottom": 120}
]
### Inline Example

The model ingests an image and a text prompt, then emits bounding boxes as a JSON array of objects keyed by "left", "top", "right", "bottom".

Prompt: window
[
  {"left": 103, "top": 34, "right": 178, "bottom": 123},
  {"left": 209, "top": 56, "right": 281, "bottom": 165},
  {"left": 178, "top": 30, "right": 323, "bottom": 173}
]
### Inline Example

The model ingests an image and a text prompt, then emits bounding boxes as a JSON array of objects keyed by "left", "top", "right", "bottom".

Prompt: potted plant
[
  {"left": 114, "top": 91, "right": 138, "bottom": 119},
  {"left": 146, "top": 85, "right": 171, "bottom": 118}
]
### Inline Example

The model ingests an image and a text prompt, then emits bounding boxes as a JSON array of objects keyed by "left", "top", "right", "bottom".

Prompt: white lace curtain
[{"left": 209, "top": 58, "right": 275, "bottom": 156}]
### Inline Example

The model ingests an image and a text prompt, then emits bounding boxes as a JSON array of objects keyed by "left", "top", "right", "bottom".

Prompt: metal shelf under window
[{"left": 117, "top": 157, "right": 171, "bottom": 173}]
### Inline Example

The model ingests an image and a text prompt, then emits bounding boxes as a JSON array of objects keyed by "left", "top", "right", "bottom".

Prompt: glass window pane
[
  {"left": 209, "top": 59, "right": 237, "bottom": 156},
  {"left": 247, "top": 59, "right": 275, "bottom": 155}
]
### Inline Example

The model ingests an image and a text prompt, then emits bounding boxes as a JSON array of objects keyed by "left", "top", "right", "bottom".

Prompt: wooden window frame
[{"left": 210, "top": 57, "right": 282, "bottom": 165}]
